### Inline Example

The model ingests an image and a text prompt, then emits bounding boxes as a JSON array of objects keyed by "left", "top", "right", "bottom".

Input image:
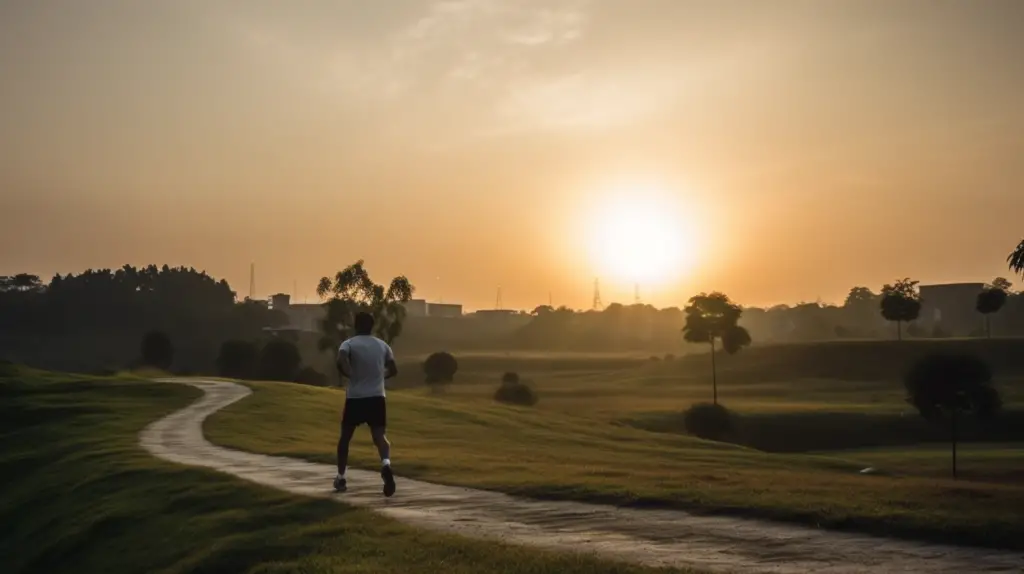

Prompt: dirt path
[{"left": 140, "top": 379, "right": 1024, "bottom": 573}]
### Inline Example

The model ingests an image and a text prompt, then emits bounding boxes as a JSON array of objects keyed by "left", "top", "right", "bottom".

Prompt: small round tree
[
  {"left": 494, "top": 371, "right": 538, "bottom": 406},
  {"left": 976, "top": 287, "right": 1008, "bottom": 339},
  {"left": 216, "top": 340, "right": 259, "bottom": 379},
  {"left": 683, "top": 402, "right": 735, "bottom": 441},
  {"left": 141, "top": 331, "right": 174, "bottom": 370},
  {"left": 904, "top": 353, "right": 1001, "bottom": 479},
  {"left": 423, "top": 351, "right": 458, "bottom": 384},
  {"left": 258, "top": 338, "right": 302, "bottom": 382}
]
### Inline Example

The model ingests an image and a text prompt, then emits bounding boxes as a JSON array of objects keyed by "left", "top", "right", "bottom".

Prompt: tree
[
  {"left": 976, "top": 286, "right": 1008, "bottom": 339},
  {"left": 991, "top": 277, "right": 1013, "bottom": 293},
  {"left": 217, "top": 340, "right": 259, "bottom": 379},
  {"left": 1009, "top": 239, "right": 1024, "bottom": 277},
  {"left": 904, "top": 353, "right": 1001, "bottom": 479},
  {"left": 423, "top": 351, "right": 458, "bottom": 384},
  {"left": 844, "top": 286, "right": 877, "bottom": 308},
  {"left": 315, "top": 260, "right": 415, "bottom": 353},
  {"left": 681, "top": 292, "right": 751, "bottom": 404},
  {"left": 140, "top": 331, "right": 174, "bottom": 370},
  {"left": 257, "top": 338, "right": 302, "bottom": 382},
  {"left": 880, "top": 278, "right": 921, "bottom": 340}
]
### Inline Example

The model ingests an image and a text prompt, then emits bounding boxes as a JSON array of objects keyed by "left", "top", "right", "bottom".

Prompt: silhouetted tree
[
  {"left": 316, "top": 260, "right": 414, "bottom": 353},
  {"left": 258, "top": 338, "right": 302, "bottom": 382},
  {"left": 904, "top": 353, "right": 1001, "bottom": 479},
  {"left": 494, "top": 371, "right": 537, "bottom": 406},
  {"left": 880, "top": 279, "right": 921, "bottom": 340},
  {"left": 217, "top": 340, "right": 259, "bottom": 379},
  {"left": 423, "top": 351, "right": 458, "bottom": 384},
  {"left": 1009, "top": 239, "right": 1024, "bottom": 277},
  {"left": 141, "top": 331, "right": 174, "bottom": 370},
  {"left": 682, "top": 292, "right": 751, "bottom": 404},
  {"left": 991, "top": 277, "right": 1014, "bottom": 293},
  {"left": 976, "top": 286, "right": 1008, "bottom": 339}
]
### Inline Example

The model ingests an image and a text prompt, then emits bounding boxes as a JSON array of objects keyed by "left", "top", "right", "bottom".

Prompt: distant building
[
  {"left": 919, "top": 283, "right": 985, "bottom": 336},
  {"left": 267, "top": 293, "right": 324, "bottom": 332},
  {"left": 427, "top": 302, "right": 463, "bottom": 318},
  {"left": 403, "top": 299, "right": 429, "bottom": 317}
]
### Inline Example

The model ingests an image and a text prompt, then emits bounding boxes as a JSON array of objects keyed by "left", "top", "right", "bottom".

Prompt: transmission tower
[
  {"left": 592, "top": 278, "right": 603, "bottom": 310},
  {"left": 248, "top": 262, "right": 255, "bottom": 301},
  {"left": 496, "top": 286, "right": 503, "bottom": 310}
]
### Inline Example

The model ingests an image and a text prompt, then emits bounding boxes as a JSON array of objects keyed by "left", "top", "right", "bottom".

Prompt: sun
[{"left": 585, "top": 187, "right": 696, "bottom": 286}]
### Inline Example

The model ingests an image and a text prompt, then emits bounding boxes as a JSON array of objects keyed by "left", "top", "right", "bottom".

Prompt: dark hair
[{"left": 353, "top": 312, "right": 375, "bottom": 335}]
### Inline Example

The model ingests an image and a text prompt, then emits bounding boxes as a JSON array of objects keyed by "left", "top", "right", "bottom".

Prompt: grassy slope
[
  {"left": 0, "top": 370, "right": 691, "bottom": 574},
  {"left": 207, "top": 381, "right": 1024, "bottom": 550}
]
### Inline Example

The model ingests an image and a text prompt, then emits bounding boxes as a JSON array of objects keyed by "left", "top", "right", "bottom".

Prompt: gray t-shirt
[{"left": 338, "top": 335, "right": 394, "bottom": 399}]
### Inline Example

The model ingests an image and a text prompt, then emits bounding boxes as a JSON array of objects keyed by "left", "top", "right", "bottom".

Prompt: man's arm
[
  {"left": 336, "top": 342, "right": 352, "bottom": 380},
  {"left": 384, "top": 343, "right": 398, "bottom": 379}
]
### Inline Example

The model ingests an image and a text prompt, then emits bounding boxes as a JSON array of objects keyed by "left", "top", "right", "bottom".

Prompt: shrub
[
  {"left": 140, "top": 331, "right": 174, "bottom": 370},
  {"left": 295, "top": 366, "right": 329, "bottom": 386},
  {"left": 494, "top": 373, "right": 538, "bottom": 406},
  {"left": 258, "top": 338, "right": 302, "bottom": 382},
  {"left": 683, "top": 402, "right": 735, "bottom": 441},
  {"left": 217, "top": 340, "right": 259, "bottom": 379},
  {"left": 423, "top": 351, "right": 458, "bottom": 384},
  {"left": 663, "top": 353, "right": 676, "bottom": 362},
  {"left": 649, "top": 355, "right": 661, "bottom": 362}
]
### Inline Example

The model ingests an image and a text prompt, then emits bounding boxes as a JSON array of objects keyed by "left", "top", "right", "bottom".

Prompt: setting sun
[{"left": 586, "top": 187, "right": 697, "bottom": 286}]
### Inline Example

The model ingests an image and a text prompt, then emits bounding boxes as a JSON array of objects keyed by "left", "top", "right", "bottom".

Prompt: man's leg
[
  {"left": 334, "top": 424, "right": 356, "bottom": 492},
  {"left": 370, "top": 426, "right": 396, "bottom": 497}
]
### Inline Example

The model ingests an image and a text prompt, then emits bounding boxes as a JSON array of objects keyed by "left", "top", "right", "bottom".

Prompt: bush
[
  {"left": 140, "top": 331, "right": 174, "bottom": 370},
  {"left": 683, "top": 402, "right": 735, "bottom": 441},
  {"left": 649, "top": 355, "right": 661, "bottom": 362},
  {"left": 423, "top": 351, "right": 458, "bottom": 384},
  {"left": 494, "top": 373, "right": 538, "bottom": 406},
  {"left": 217, "top": 340, "right": 259, "bottom": 379},
  {"left": 295, "top": 366, "right": 329, "bottom": 386},
  {"left": 663, "top": 353, "right": 676, "bottom": 362},
  {"left": 257, "top": 337, "right": 302, "bottom": 382}
]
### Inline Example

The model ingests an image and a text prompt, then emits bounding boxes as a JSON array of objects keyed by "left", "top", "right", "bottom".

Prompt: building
[
  {"left": 427, "top": 302, "right": 463, "bottom": 318},
  {"left": 918, "top": 283, "right": 986, "bottom": 336},
  {"left": 268, "top": 293, "right": 324, "bottom": 332},
  {"left": 402, "top": 299, "right": 429, "bottom": 317}
]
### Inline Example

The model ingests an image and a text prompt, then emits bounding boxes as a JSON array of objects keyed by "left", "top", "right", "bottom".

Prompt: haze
[{"left": 2, "top": 0, "right": 1022, "bottom": 310}]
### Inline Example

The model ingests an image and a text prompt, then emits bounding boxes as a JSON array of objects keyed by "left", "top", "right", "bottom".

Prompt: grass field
[
  {"left": 0, "top": 368, "right": 694, "bottom": 574},
  {"left": 206, "top": 372, "right": 1024, "bottom": 550}
]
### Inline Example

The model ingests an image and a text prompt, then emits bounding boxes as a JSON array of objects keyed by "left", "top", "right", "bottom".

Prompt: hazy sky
[{"left": 2, "top": 0, "right": 1023, "bottom": 310}]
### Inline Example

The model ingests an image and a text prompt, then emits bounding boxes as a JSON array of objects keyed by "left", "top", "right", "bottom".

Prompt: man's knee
[{"left": 370, "top": 427, "right": 389, "bottom": 443}]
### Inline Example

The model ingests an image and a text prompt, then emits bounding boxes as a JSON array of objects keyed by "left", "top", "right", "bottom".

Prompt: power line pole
[
  {"left": 592, "top": 278, "right": 603, "bottom": 311},
  {"left": 249, "top": 262, "right": 255, "bottom": 301},
  {"left": 496, "top": 286, "right": 503, "bottom": 310}
]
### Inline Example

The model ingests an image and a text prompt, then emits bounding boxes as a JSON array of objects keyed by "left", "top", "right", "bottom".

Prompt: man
[{"left": 333, "top": 311, "right": 398, "bottom": 497}]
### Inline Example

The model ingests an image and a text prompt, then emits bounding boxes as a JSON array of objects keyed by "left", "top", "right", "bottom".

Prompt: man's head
[{"left": 353, "top": 312, "right": 375, "bottom": 336}]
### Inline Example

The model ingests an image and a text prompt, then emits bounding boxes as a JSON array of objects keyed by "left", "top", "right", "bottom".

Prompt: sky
[{"left": 2, "top": 0, "right": 1023, "bottom": 310}]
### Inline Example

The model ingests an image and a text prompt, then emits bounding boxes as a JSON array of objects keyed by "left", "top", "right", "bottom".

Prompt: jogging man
[{"left": 333, "top": 311, "right": 398, "bottom": 497}]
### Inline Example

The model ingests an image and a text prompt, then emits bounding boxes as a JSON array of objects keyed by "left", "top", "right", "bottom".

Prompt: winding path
[{"left": 140, "top": 379, "right": 1024, "bottom": 573}]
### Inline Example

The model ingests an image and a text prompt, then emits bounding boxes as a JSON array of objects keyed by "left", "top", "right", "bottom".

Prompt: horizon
[{"left": 3, "top": 1, "right": 1023, "bottom": 311}]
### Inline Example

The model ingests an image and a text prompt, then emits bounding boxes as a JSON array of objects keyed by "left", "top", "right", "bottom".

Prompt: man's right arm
[{"left": 336, "top": 341, "right": 352, "bottom": 379}]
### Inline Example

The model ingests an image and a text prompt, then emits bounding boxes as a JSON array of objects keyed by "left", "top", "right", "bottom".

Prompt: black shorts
[{"left": 342, "top": 396, "right": 387, "bottom": 429}]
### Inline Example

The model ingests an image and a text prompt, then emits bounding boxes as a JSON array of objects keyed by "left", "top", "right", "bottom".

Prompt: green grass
[
  {"left": 207, "top": 380, "right": 1024, "bottom": 550},
  {"left": 0, "top": 370, "right": 693, "bottom": 574}
]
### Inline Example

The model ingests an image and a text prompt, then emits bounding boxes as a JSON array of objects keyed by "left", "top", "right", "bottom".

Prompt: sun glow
[{"left": 585, "top": 185, "right": 697, "bottom": 286}]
